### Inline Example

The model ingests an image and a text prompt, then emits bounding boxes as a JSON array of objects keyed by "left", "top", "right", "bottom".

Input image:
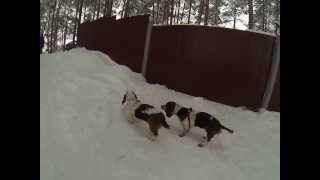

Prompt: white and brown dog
[
  {"left": 161, "top": 101, "right": 234, "bottom": 147},
  {"left": 122, "top": 90, "right": 170, "bottom": 141}
]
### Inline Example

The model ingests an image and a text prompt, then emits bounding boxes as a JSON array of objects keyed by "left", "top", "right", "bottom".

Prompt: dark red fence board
[
  {"left": 267, "top": 68, "right": 280, "bottom": 112},
  {"left": 146, "top": 25, "right": 276, "bottom": 110},
  {"left": 79, "top": 17, "right": 279, "bottom": 111},
  {"left": 79, "top": 15, "right": 150, "bottom": 73}
]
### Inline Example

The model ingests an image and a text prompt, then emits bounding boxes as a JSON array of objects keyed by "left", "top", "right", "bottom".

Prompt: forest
[{"left": 40, "top": 0, "right": 280, "bottom": 53}]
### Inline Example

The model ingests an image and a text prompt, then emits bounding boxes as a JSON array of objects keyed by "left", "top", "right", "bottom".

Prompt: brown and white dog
[
  {"left": 161, "top": 101, "right": 234, "bottom": 147},
  {"left": 122, "top": 90, "right": 170, "bottom": 141}
]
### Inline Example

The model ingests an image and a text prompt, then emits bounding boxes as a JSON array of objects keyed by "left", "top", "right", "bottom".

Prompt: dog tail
[
  {"left": 221, "top": 125, "right": 234, "bottom": 134},
  {"left": 160, "top": 116, "right": 170, "bottom": 129}
]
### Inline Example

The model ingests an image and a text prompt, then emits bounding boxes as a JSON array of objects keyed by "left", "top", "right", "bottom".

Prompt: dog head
[
  {"left": 161, "top": 101, "right": 176, "bottom": 118},
  {"left": 122, "top": 90, "right": 138, "bottom": 104}
]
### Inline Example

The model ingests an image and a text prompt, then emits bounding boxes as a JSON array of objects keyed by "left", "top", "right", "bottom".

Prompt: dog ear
[
  {"left": 132, "top": 91, "right": 138, "bottom": 99},
  {"left": 122, "top": 94, "right": 127, "bottom": 104}
]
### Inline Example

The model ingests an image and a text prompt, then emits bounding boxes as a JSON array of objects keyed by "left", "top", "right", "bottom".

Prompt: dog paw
[
  {"left": 149, "top": 136, "right": 156, "bottom": 141},
  {"left": 179, "top": 133, "right": 185, "bottom": 137},
  {"left": 198, "top": 143, "right": 204, "bottom": 147}
]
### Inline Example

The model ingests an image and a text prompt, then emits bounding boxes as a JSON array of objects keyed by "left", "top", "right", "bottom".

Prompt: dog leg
[
  {"left": 179, "top": 120, "right": 188, "bottom": 137},
  {"left": 128, "top": 111, "right": 136, "bottom": 123},
  {"left": 149, "top": 132, "right": 156, "bottom": 141},
  {"left": 198, "top": 130, "right": 216, "bottom": 147},
  {"left": 198, "top": 135, "right": 208, "bottom": 147},
  {"left": 148, "top": 122, "right": 159, "bottom": 141}
]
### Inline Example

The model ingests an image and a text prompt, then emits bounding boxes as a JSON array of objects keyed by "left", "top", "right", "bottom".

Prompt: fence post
[
  {"left": 142, "top": 15, "right": 153, "bottom": 77},
  {"left": 260, "top": 25, "right": 280, "bottom": 112}
]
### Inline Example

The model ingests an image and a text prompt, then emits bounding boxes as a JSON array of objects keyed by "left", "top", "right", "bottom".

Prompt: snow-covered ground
[{"left": 40, "top": 48, "right": 280, "bottom": 180}]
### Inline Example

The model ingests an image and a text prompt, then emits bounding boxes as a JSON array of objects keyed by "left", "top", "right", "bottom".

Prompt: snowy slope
[{"left": 40, "top": 48, "right": 280, "bottom": 180}]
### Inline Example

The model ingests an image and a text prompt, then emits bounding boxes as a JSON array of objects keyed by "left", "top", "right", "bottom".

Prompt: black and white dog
[
  {"left": 122, "top": 90, "right": 170, "bottom": 141},
  {"left": 161, "top": 101, "right": 234, "bottom": 147}
]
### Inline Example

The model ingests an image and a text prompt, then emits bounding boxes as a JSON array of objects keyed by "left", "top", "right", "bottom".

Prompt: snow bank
[{"left": 41, "top": 48, "right": 280, "bottom": 180}]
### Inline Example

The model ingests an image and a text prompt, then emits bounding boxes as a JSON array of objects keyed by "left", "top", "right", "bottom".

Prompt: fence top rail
[{"left": 152, "top": 24, "right": 276, "bottom": 37}]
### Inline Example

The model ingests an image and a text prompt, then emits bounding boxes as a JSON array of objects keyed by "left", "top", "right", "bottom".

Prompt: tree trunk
[
  {"left": 248, "top": 0, "right": 254, "bottom": 29},
  {"left": 262, "top": 0, "right": 266, "bottom": 31},
  {"left": 233, "top": 5, "right": 236, "bottom": 29},
  {"left": 106, "top": 0, "right": 113, "bottom": 17},
  {"left": 76, "top": 0, "right": 84, "bottom": 41},
  {"left": 179, "top": 2, "right": 185, "bottom": 24},
  {"left": 156, "top": 0, "right": 160, "bottom": 24},
  {"left": 176, "top": 0, "right": 180, "bottom": 24},
  {"left": 197, "top": 0, "right": 204, "bottom": 24},
  {"left": 83, "top": 0, "right": 87, "bottom": 22},
  {"left": 152, "top": 0, "right": 155, "bottom": 22},
  {"left": 187, "top": 0, "right": 192, "bottom": 24},
  {"left": 124, "top": 0, "right": 130, "bottom": 17},
  {"left": 54, "top": 1, "right": 62, "bottom": 51},
  {"left": 167, "top": 1, "right": 170, "bottom": 24},
  {"left": 103, "top": 0, "right": 108, "bottom": 16},
  {"left": 96, "top": 0, "right": 101, "bottom": 19},
  {"left": 170, "top": 0, "right": 174, "bottom": 25},
  {"left": 73, "top": 0, "right": 80, "bottom": 42},
  {"left": 204, "top": 0, "right": 209, "bottom": 25},
  {"left": 180, "top": 2, "right": 185, "bottom": 23},
  {"left": 50, "top": 0, "right": 58, "bottom": 53},
  {"left": 213, "top": 0, "right": 219, "bottom": 25},
  {"left": 63, "top": 22, "right": 68, "bottom": 48},
  {"left": 121, "top": 0, "right": 126, "bottom": 18},
  {"left": 173, "top": 10, "right": 178, "bottom": 24},
  {"left": 276, "top": 0, "right": 280, "bottom": 22},
  {"left": 47, "top": 9, "right": 52, "bottom": 52},
  {"left": 63, "top": 3, "right": 70, "bottom": 48},
  {"left": 93, "top": 0, "right": 97, "bottom": 20},
  {"left": 163, "top": 1, "right": 167, "bottom": 24}
]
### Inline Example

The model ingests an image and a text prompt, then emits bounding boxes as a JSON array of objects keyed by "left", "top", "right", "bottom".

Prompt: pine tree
[
  {"left": 187, "top": 0, "right": 193, "bottom": 24},
  {"left": 203, "top": 0, "right": 209, "bottom": 25},
  {"left": 248, "top": 0, "right": 254, "bottom": 29}
]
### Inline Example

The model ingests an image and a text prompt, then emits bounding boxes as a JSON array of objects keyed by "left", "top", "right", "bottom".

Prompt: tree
[
  {"left": 197, "top": 0, "right": 204, "bottom": 24},
  {"left": 170, "top": 0, "right": 175, "bottom": 25},
  {"left": 152, "top": 0, "right": 155, "bottom": 22},
  {"left": 40, "top": 0, "right": 280, "bottom": 53},
  {"left": 255, "top": 0, "right": 275, "bottom": 32},
  {"left": 156, "top": 0, "right": 160, "bottom": 23},
  {"left": 248, "top": 0, "right": 254, "bottom": 29},
  {"left": 213, "top": 0, "right": 220, "bottom": 25},
  {"left": 187, "top": 0, "right": 193, "bottom": 24},
  {"left": 124, "top": 0, "right": 131, "bottom": 17},
  {"left": 221, "top": 0, "right": 246, "bottom": 29},
  {"left": 107, "top": 0, "right": 114, "bottom": 17},
  {"left": 76, "top": 0, "right": 85, "bottom": 41},
  {"left": 96, "top": 0, "right": 101, "bottom": 19},
  {"left": 53, "top": 1, "right": 61, "bottom": 51},
  {"left": 176, "top": 0, "right": 181, "bottom": 24},
  {"left": 162, "top": 1, "right": 167, "bottom": 24},
  {"left": 180, "top": 1, "right": 186, "bottom": 24},
  {"left": 73, "top": 0, "right": 80, "bottom": 43},
  {"left": 50, "top": 0, "right": 58, "bottom": 53},
  {"left": 204, "top": 0, "right": 209, "bottom": 25}
]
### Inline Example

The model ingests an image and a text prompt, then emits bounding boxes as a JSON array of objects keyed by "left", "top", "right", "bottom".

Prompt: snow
[{"left": 41, "top": 48, "right": 280, "bottom": 180}]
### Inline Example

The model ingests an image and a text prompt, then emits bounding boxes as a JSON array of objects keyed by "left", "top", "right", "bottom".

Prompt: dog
[
  {"left": 161, "top": 101, "right": 234, "bottom": 147},
  {"left": 122, "top": 90, "right": 170, "bottom": 141}
]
